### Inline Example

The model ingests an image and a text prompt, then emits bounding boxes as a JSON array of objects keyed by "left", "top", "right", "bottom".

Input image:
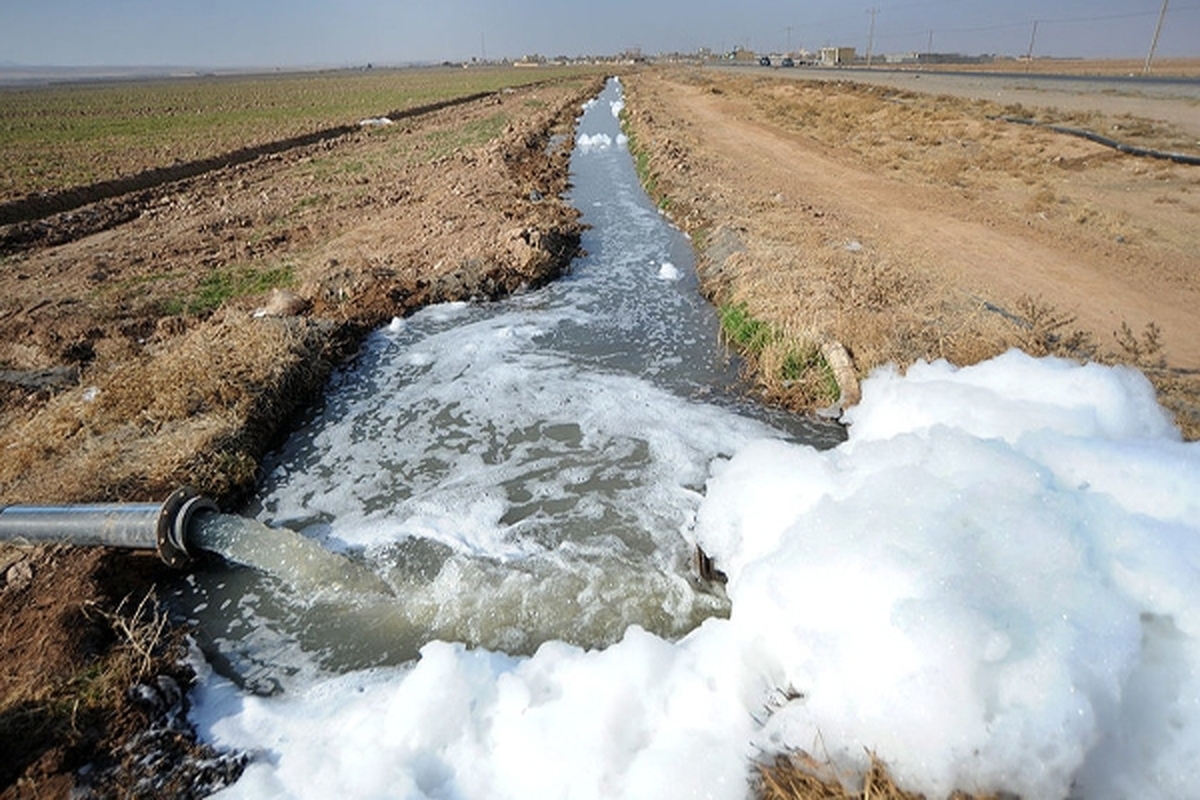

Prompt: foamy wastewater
[
  {"left": 193, "top": 304, "right": 785, "bottom": 676},
  {"left": 173, "top": 76, "right": 834, "bottom": 688}
]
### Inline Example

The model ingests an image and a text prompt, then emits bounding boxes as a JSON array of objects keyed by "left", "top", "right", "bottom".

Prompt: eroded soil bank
[{"left": 0, "top": 73, "right": 605, "bottom": 796}]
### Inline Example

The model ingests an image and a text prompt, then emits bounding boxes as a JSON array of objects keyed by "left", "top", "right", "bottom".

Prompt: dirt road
[{"left": 623, "top": 68, "right": 1200, "bottom": 432}]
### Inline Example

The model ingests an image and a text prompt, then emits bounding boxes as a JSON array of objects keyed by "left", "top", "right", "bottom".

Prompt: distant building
[{"left": 819, "top": 47, "right": 856, "bottom": 67}]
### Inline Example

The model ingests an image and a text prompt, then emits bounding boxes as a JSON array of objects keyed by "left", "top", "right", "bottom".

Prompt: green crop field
[{"left": 0, "top": 65, "right": 603, "bottom": 203}]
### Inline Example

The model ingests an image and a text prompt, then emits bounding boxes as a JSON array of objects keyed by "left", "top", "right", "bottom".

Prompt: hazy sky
[{"left": 1, "top": 0, "right": 1196, "bottom": 68}]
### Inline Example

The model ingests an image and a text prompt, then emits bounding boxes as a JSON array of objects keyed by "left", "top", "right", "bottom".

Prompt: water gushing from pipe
[{"left": 187, "top": 512, "right": 393, "bottom": 598}]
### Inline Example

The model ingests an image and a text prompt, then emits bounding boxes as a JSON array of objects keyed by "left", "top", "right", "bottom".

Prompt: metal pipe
[{"left": 0, "top": 486, "right": 218, "bottom": 567}]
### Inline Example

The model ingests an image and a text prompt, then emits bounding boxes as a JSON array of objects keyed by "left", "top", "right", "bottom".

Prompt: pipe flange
[{"left": 157, "top": 487, "right": 217, "bottom": 568}]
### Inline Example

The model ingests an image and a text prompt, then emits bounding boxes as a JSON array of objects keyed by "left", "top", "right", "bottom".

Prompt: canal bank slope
[{"left": 622, "top": 67, "right": 1200, "bottom": 438}]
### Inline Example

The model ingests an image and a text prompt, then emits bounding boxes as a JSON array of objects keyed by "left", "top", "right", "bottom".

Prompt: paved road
[{"left": 713, "top": 65, "right": 1200, "bottom": 139}]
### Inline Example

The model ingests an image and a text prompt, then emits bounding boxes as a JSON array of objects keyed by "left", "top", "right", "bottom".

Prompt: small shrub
[
  {"left": 719, "top": 302, "right": 777, "bottom": 354},
  {"left": 1113, "top": 320, "right": 1166, "bottom": 371},
  {"left": 1013, "top": 294, "right": 1095, "bottom": 359}
]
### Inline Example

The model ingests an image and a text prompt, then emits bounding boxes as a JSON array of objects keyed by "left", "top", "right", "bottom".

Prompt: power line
[
  {"left": 778, "top": 2, "right": 1200, "bottom": 58},
  {"left": 866, "top": 3, "right": 1200, "bottom": 42}
]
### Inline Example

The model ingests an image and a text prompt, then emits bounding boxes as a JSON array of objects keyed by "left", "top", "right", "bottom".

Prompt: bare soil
[{"left": 0, "top": 73, "right": 603, "bottom": 796}]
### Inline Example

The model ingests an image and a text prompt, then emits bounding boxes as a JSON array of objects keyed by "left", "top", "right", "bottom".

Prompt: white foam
[
  {"left": 194, "top": 351, "right": 1200, "bottom": 799},
  {"left": 657, "top": 261, "right": 681, "bottom": 281},
  {"left": 577, "top": 132, "right": 614, "bottom": 153},
  {"left": 257, "top": 311, "right": 773, "bottom": 556}
]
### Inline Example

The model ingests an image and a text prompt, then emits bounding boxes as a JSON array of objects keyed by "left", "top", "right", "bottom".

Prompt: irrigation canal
[{"left": 170, "top": 78, "right": 844, "bottom": 694}]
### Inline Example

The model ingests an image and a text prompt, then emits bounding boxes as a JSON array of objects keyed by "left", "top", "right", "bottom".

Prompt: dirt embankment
[
  {"left": 621, "top": 68, "right": 1200, "bottom": 434},
  {"left": 0, "top": 73, "right": 605, "bottom": 795}
]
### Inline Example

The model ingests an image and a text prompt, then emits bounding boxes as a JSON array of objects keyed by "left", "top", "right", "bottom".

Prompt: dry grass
[
  {"left": 84, "top": 590, "right": 170, "bottom": 681},
  {"left": 0, "top": 311, "right": 335, "bottom": 504},
  {"left": 708, "top": 228, "right": 1010, "bottom": 411},
  {"left": 757, "top": 750, "right": 1009, "bottom": 800},
  {"left": 758, "top": 753, "right": 1022, "bottom": 800},
  {"left": 0, "top": 555, "right": 243, "bottom": 796},
  {"left": 624, "top": 74, "right": 1015, "bottom": 411},
  {"left": 743, "top": 74, "right": 1197, "bottom": 196},
  {"left": 758, "top": 752, "right": 924, "bottom": 800},
  {"left": 1, "top": 548, "right": 177, "bottom": 787}
]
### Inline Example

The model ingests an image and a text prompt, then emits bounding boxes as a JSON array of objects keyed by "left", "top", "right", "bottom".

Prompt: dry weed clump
[
  {"left": 1007, "top": 296, "right": 1200, "bottom": 440},
  {"left": 0, "top": 311, "right": 335, "bottom": 504},
  {"left": 757, "top": 752, "right": 926, "bottom": 800},
  {"left": 1007, "top": 295, "right": 1094, "bottom": 360},
  {"left": 1111, "top": 319, "right": 1200, "bottom": 440},
  {"left": 82, "top": 589, "right": 171, "bottom": 683}
]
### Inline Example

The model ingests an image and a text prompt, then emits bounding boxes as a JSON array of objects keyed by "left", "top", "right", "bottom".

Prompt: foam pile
[{"left": 193, "top": 352, "right": 1200, "bottom": 799}]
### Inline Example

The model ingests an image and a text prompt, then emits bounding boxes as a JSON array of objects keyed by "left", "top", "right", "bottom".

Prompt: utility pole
[
  {"left": 786, "top": 25, "right": 794, "bottom": 54},
  {"left": 866, "top": 7, "right": 878, "bottom": 68},
  {"left": 1144, "top": 0, "right": 1170, "bottom": 75},
  {"left": 1024, "top": 20, "right": 1039, "bottom": 73}
]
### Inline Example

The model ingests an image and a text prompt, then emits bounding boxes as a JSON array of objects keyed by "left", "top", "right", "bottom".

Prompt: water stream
[
  {"left": 170, "top": 79, "right": 844, "bottom": 694},
  {"left": 188, "top": 512, "right": 394, "bottom": 598}
]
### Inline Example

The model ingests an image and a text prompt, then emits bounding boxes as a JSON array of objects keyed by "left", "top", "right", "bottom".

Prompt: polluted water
[
  {"left": 186, "top": 512, "right": 394, "bottom": 599},
  {"left": 170, "top": 77, "right": 843, "bottom": 692}
]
